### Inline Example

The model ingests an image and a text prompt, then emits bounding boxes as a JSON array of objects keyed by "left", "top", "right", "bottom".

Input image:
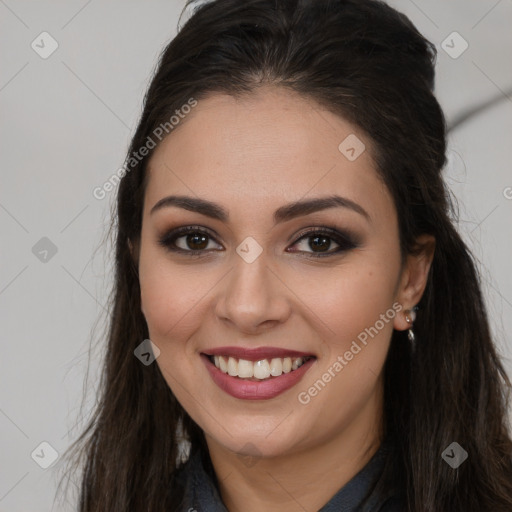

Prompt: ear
[{"left": 393, "top": 234, "right": 435, "bottom": 331}]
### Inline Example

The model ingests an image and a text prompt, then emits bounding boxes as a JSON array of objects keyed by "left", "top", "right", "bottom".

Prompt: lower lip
[{"left": 201, "top": 354, "right": 316, "bottom": 400}]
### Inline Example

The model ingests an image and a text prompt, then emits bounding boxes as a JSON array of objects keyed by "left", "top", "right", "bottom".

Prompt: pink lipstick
[{"left": 200, "top": 346, "right": 316, "bottom": 400}]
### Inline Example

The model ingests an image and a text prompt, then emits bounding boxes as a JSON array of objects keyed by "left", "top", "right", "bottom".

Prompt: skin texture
[{"left": 135, "top": 85, "right": 435, "bottom": 512}]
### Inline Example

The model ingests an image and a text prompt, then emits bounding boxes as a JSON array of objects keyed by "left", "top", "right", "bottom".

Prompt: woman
[{"left": 61, "top": 0, "right": 512, "bottom": 510}]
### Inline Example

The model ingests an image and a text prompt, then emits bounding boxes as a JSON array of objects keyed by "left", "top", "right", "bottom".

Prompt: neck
[{"left": 205, "top": 382, "right": 384, "bottom": 512}]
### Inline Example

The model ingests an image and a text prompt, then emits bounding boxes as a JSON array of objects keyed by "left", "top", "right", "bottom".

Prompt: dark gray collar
[{"left": 177, "top": 439, "right": 401, "bottom": 511}]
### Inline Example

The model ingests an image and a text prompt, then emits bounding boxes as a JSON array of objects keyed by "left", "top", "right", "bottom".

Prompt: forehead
[{"left": 144, "top": 86, "right": 393, "bottom": 226}]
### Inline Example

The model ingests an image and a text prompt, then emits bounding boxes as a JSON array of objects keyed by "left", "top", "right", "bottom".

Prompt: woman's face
[{"left": 137, "top": 86, "right": 428, "bottom": 458}]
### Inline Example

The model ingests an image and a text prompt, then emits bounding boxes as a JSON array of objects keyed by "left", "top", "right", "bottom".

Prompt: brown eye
[
  {"left": 158, "top": 225, "right": 359, "bottom": 258},
  {"left": 158, "top": 226, "right": 223, "bottom": 254},
  {"left": 181, "top": 232, "right": 209, "bottom": 250},
  {"left": 308, "top": 234, "right": 335, "bottom": 252},
  {"left": 288, "top": 227, "right": 359, "bottom": 257}
]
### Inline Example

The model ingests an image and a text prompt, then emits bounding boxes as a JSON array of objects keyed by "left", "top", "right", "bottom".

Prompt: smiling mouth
[{"left": 205, "top": 354, "right": 316, "bottom": 381}]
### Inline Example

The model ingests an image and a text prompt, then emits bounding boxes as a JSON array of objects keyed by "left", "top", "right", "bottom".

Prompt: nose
[{"left": 214, "top": 250, "right": 291, "bottom": 334}]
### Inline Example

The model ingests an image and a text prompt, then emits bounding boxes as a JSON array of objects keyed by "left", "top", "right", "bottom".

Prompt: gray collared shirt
[{"left": 174, "top": 439, "right": 403, "bottom": 511}]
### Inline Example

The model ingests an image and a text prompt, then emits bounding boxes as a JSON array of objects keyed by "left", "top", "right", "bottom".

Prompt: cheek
[
  {"left": 137, "top": 246, "right": 215, "bottom": 407},
  {"left": 284, "top": 252, "right": 401, "bottom": 425},
  {"left": 138, "top": 241, "right": 207, "bottom": 344},
  {"left": 293, "top": 267, "right": 397, "bottom": 440},
  {"left": 284, "top": 256, "right": 400, "bottom": 342}
]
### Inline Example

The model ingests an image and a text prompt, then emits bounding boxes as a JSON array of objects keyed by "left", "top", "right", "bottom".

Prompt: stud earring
[{"left": 404, "top": 306, "right": 418, "bottom": 343}]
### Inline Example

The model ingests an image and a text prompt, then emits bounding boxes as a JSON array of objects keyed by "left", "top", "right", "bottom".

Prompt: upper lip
[{"left": 201, "top": 346, "right": 316, "bottom": 361}]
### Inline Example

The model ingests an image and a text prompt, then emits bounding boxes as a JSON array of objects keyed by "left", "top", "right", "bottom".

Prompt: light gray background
[{"left": 1, "top": 1, "right": 511, "bottom": 510}]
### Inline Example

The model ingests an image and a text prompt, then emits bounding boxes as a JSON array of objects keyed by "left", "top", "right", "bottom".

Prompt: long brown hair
[{"left": 59, "top": 0, "right": 512, "bottom": 510}]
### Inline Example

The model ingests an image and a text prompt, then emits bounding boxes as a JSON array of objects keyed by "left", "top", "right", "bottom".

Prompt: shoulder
[{"left": 171, "top": 448, "right": 228, "bottom": 512}]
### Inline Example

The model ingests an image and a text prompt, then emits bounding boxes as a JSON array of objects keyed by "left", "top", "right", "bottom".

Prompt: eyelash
[{"left": 157, "top": 225, "right": 359, "bottom": 258}]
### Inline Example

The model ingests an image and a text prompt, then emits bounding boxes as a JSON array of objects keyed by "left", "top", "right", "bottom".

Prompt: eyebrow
[{"left": 150, "top": 194, "right": 371, "bottom": 224}]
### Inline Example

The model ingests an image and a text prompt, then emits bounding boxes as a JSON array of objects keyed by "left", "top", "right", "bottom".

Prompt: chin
[{"left": 205, "top": 415, "right": 310, "bottom": 459}]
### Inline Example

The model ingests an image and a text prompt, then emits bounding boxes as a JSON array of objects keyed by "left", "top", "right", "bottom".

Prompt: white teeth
[
  {"left": 237, "top": 359, "right": 254, "bottom": 378},
  {"left": 269, "top": 358, "right": 283, "bottom": 377},
  {"left": 227, "top": 357, "right": 238, "bottom": 376},
  {"left": 292, "top": 357, "right": 303, "bottom": 370},
  {"left": 211, "top": 355, "right": 312, "bottom": 380},
  {"left": 254, "top": 359, "right": 271, "bottom": 379}
]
